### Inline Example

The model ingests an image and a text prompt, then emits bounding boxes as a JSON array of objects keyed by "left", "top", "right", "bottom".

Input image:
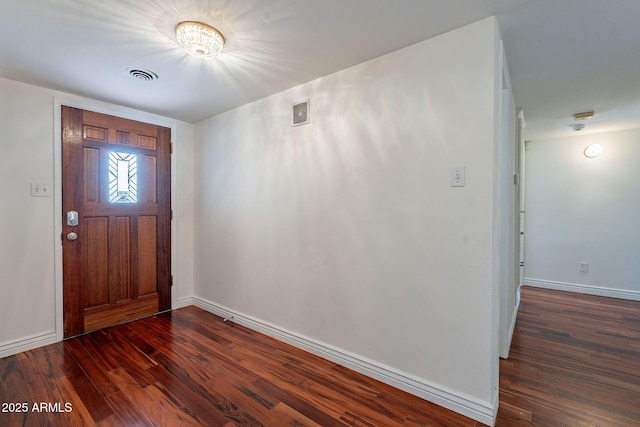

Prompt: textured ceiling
[{"left": 1, "top": 0, "right": 639, "bottom": 140}]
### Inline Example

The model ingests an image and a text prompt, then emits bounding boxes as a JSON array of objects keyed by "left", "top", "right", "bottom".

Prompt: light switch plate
[
  {"left": 31, "top": 182, "right": 52, "bottom": 197},
  {"left": 451, "top": 166, "right": 465, "bottom": 187}
]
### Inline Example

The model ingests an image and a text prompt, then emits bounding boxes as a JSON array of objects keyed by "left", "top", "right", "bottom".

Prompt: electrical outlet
[
  {"left": 451, "top": 166, "right": 465, "bottom": 187},
  {"left": 579, "top": 262, "right": 589, "bottom": 273}
]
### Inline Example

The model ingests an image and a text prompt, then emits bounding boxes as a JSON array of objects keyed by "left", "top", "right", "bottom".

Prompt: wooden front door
[{"left": 62, "top": 106, "right": 171, "bottom": 338}]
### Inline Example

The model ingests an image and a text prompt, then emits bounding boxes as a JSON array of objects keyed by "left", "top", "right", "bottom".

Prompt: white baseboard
[
  {"left": 176, "top": 296, "right": 195, "bottom": 309},
  {"left": 192, "top": 296, "right": 496, "bottom": 426},
  {"left": 523, "top": 278, "right": 640, "bottom": 301},
  {"left": 0, "top": 330, "right": 58, "bottom": 359}
]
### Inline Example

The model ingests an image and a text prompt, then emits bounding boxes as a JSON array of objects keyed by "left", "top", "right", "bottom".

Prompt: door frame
[{"left": 53, "top": 97, "right": 177, "bottom": 341}]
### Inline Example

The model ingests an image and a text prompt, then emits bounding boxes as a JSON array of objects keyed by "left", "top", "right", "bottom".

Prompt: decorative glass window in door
[{"left": 109, "top": 152, "right": 138, "bottom": 203}]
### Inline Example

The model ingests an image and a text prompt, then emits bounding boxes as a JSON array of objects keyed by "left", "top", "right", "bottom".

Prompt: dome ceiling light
[
  {"left": 584, "top": 144, "right": 604, "bottom": 158},
  {"left": 176, "top": 21, "right": 225, "bottom": 60}
]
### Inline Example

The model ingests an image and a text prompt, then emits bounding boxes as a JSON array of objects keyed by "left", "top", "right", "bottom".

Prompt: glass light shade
[
  {"left": 176, "top": 21, "right": 224, "bottom": 60},
  {"left": 584, "top": 144, "right": 604, "bottom": 158}
]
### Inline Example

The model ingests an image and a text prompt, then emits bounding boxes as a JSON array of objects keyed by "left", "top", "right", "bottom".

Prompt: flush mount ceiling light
[
  {"left": 584, "top": 143, "right": 604, "bottom": 158},
  {"left": 176, "top": 21, "right": 224, "bottom": 60}
]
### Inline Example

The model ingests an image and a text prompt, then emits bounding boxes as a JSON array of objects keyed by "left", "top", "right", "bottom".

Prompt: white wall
[
  {"left": 0, "top": 77, "right": 195, "bottom": 356},
  {"left": 194, "top": 17, "right": 502, "bottom": 424},
  {"left": 0, "top": 79, "right": 57, "bottom": 347},
  {"left": 524, "top": 128, "right": 640, "bottom": 299}
]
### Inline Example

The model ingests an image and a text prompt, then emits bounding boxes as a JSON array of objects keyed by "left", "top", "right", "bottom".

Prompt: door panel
[
  {"left": 84, "top": 148, "right": 100, "bottom": 202},
  {"left": 114, "top": 216, "right": 132, "bottom": 302},
  {"left": 142, "top": 155, "right": 157, "bottom": 203},
  {"left": 85, "top": 217, "right": 109, "bottom": 308},
  {"left": 62, "top": 106, "right": 171, "bottom": 338},
  {"left": 137, "top": 215, "right": 158, "bottom": 296}
]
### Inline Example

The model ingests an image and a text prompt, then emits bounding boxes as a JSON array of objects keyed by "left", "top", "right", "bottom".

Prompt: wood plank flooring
[
  {"left": 496, "top": 286, "right": 640, "bottom": 426},
  {"left": 3, "top": 287, "right": 638, "bottom": 426},
  {"left": 0, "top": 307, "right": 483, "bottom": 426}
]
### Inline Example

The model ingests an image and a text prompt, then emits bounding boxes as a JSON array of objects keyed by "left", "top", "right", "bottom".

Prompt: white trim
[
  {"left": 0, "top": 330, "right": 57, "bottom": 359},
  {"left": 524, "top": 278, "right": 640, "bottom": 301},
  {"left": 192, "top": 296, "right": 496, "bottom": 426},
  {"left": 53, "top": 95, "right": 180, "bottom": 342},
  {"left": 501, "top": 302, "right": 520, "bottom": 359},
  {"left": 176, "top": 296, "right": 195, "bottom": 309}
]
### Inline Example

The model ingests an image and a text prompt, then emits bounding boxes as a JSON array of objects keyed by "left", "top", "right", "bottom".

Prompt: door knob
[{"left": 67, "top": 232, "right": 78, "bottom": 241}]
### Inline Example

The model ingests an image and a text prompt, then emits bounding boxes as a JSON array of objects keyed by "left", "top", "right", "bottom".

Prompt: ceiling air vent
[{"left": 127, "top": 68, "right": 158, "bottom": 82}]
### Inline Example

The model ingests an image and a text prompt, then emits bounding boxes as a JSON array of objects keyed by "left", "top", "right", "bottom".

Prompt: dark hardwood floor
[
  {"left": 496, "top": 286, "right": 640, "bottom": 426},
  {"left": 0, "top": 306, "right": 483, "bottom": 426},
  {"left": 2, "top": 287, "right": 639, "bottom": 426}
]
